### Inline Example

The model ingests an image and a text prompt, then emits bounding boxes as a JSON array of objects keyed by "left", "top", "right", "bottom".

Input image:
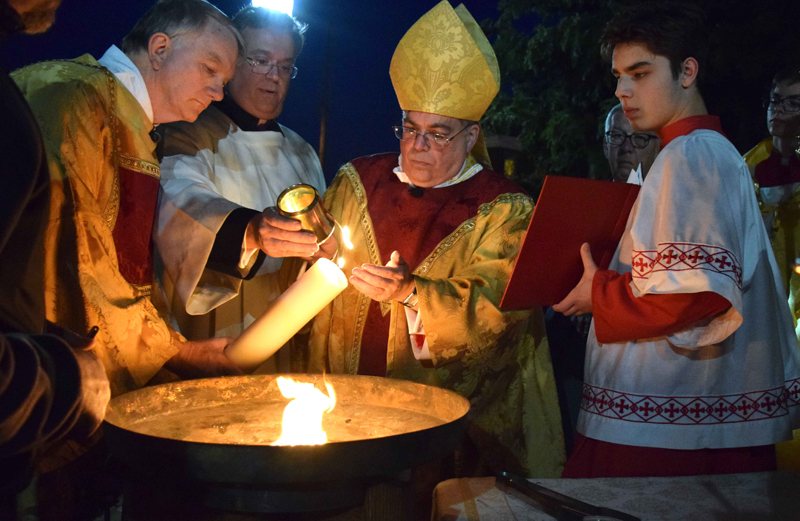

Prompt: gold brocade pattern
[
  {"left": 331, "top": 164, "right": 380, "bottom": 373},
  {"left": 745, "top": 139, "right": 800, "bottom": 326},
  {"left": 118, "top": 154, "right": 160, "bottom": 179},
  {"left": 101, "top": 66, "right": 120, "bottom": 232},
  {"left": 303, "top": 162, "right": 566, "bottom": 478},
  {"left": 390, "top": 1, "right": 500, "bottom": 122},
  {"left": 105, "top": 169, "right": 120, "bottom": 232},
  {"left": 12, "top": 55, "right": 181, "bottom": 397}
]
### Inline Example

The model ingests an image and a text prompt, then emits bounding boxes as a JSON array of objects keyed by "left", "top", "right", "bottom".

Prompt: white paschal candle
[{"left": 224, "top": 258, "right": 347, "bottom": 372}]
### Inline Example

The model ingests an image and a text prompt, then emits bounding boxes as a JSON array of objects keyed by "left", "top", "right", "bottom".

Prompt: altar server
[{"left": 555, "top": 4, "right": 800, "bottom": 478}]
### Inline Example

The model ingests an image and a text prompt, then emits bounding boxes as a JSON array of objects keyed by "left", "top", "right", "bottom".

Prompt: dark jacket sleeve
[
  {"left": 0, "top": 333, "right": 82, "bottom": 491},
  {"left": 206, "top": 207, "right": 266, "bottom": 279}
]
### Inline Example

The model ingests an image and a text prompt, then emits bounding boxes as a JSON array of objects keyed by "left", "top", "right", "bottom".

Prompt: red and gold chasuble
[
  {"left": 13, "top": 56, "right": 181, "bottom": 396},
  {"left": 352, "top": 153, "right": 525, "bottom": 376},
  {"left": 113, "top": 163, "right": 160, "bottom": 286},
  {"left": 305, "top": 153, "right": 565, "bottom": 477}
]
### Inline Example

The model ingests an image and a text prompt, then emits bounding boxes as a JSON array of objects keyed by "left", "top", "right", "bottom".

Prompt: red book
[{"left": 500, "top": 176, "right": 640, "bottom": 310}]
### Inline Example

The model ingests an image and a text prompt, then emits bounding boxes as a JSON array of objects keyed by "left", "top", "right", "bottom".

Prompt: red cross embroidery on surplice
[
  {"left": 689, "top": 402, "right": 708, "bottom": 418},
  {"left": 787, "top": 380, "right": 800, "bottom": 407},
  {"left": 633, "top": 256, "right": 650, "bottom": 273},
  {"left": 663, "top": 403, "right": 680, "bottom": 418},
  {"left": 580, "top": 383, "right": 795, "bottom": 425},
  {"left": 714, "top": 256, "right": 731, "bottom": 269},
  {"left": 631, "top": 242, "right": 742, "bottom": 289}
]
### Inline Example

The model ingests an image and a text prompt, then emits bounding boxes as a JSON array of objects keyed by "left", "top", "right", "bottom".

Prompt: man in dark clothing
[{"left": 0, "top": 0, "right": 110, "bottom": 517}]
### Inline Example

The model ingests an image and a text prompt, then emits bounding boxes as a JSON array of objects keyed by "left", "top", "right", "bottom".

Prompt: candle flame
[
  {"left": 342, "top": 226, "right": 354, "bottom": 250},
  {"left": 337, "top": 257, "right": 345, "bottom": 269},
  {"left": 272, "top": 377, "right": 336, "bottom": 446}
]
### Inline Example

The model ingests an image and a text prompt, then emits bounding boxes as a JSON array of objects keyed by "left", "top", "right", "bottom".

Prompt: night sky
[{"left": 2, "top": 0, "right": 499, "bottom": 182}]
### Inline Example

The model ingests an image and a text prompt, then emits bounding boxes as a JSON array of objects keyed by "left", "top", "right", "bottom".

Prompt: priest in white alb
[{"left": 155, "top": 6, "right": 324, "bottom": 371}]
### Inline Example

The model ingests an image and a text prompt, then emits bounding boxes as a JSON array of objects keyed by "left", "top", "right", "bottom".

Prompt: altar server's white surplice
[{"left": 580, "top": 126, "right": 800, "bottom": 450}]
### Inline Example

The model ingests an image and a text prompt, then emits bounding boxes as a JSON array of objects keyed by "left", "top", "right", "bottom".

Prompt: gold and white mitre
[{"left": 390, "top": 1, "right": 500, "bottom": 167}]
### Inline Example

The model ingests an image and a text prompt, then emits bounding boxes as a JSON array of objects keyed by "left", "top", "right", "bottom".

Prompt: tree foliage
[{"left": 482, "top": 0, "right": 800, "bottom": 196}]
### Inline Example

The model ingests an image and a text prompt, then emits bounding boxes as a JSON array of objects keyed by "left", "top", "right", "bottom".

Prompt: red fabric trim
[
  {"left": 592, "top": 270, "right": 731, "bottom": 344},
  {"left": 351, "top": 153, "right": 526, "bottom": 376},
  {"left": 631, "top": 242, "right": 742, "bottom": 288},
  {"left": 358, "top": 299, "right": 392, "bottom": 376},
  {"left": 562, "top": 433, "right": 776, "bottom": 478},
  {"left": 753, "top": 148, "right": 800, "bottom": 187},
  {"left": 657, "top": 115, "right": 726, "bottom": 147},
  {"left": 112, "top": 167, "right": 159, "bottom": 286},
  {"left": 580, "top": 379, "right": 800, "bottom": 425}
]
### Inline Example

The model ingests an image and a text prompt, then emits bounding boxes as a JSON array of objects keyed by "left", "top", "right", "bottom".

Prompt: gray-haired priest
[
  {"left": 13, "top": 0, "right": 244, "bottom": 399},
  {"left": 297, "top": 1, "right": 565, "bottom": 478},
  {"left": 155, "top": 6, "right": 324, "bottom": 372}
]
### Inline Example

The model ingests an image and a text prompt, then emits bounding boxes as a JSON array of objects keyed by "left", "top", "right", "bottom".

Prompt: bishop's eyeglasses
[
  {"left": 763, "top": 95, "right": 800, "bottom": 114},
  {"left": 393, "top": 123, "right": 473, "bottom": 149},
  {"left": 245, "top": 57, "right": 298, "bottom": 80},
  {"left": 605, "top": 130, "right": 658, "bottom": 149}
]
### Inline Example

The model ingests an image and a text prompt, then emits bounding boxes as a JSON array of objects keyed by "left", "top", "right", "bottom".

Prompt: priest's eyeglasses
[
  {"left": 764, "top": 95, "right": 800, "bottom": 114},
  {"left": 245, "top": 57, "right": 298, "bottom": 80},
  {"left": 605, "top": 131, "right": 657, "bottom": 149},
  {"left": 393, "top": 124, "right": 472, "bottom": 148}
]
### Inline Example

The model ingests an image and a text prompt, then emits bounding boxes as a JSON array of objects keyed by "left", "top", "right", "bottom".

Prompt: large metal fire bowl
[{"left": 104, "top": 374, "right": 470, "bottom": 514}]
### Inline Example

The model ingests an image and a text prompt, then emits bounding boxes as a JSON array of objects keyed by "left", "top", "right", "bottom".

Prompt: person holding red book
[{"left": 554, "top": 3, "right": 800, "bottom": 478}]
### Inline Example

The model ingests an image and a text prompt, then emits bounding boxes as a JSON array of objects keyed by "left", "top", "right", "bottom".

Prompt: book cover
[{"left": 500, "top": 176, "right": 640, "bottom": 310}]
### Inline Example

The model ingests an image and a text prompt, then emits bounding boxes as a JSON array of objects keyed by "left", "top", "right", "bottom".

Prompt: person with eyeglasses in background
[
  {"left": 744, "top": 66, "right": 800, "bottom": 293},
  {"left": 155, "top": 6, "right": 325, "bottom": 370},
  {"left": 603, "top": 103, "right": 660, "bottom": 183},
  {"left": 743, "top": 66, "right": 800, "bottom": 473},
  {"left": 293, "top": 1, "right": 565, "bottom": 491}
]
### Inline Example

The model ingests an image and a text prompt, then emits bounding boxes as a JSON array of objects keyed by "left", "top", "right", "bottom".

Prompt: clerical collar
[
  {"left": 214, "top": 95, "right": 283, "bottom": 133},
  {"left": 98, "top": 45, "right": 154, "bottom": 124},
  {"left": 393, "top": 154, "right": 483, "bottom": 195},
  {"left": 657, "top": 115, "right": 725, "bottom": 148}
]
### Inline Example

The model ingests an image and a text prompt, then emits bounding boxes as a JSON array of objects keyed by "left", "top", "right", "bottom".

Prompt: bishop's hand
[
  {"left": 350, "top": 251, "right": 415, "bottom": 303},
  {"left": 246, "top": 207, "right": 319, "bottom": 258},
  {"left": 553, "top": 243, "right": 597, "bottom": 316}
]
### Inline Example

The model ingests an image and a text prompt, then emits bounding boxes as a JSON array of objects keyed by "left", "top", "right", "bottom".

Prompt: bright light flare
[
  {"left": 341, "top": 226, "right": 354, "bottom": 250},
  {"left": 252, "top": 0, "right": 293, "bottom": 16},
  {"left": 337, "top": 257, "right": 345, "bottom": 269},
  {"left": 272, "top": 377, "right": 336, "bottom": 446}
]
